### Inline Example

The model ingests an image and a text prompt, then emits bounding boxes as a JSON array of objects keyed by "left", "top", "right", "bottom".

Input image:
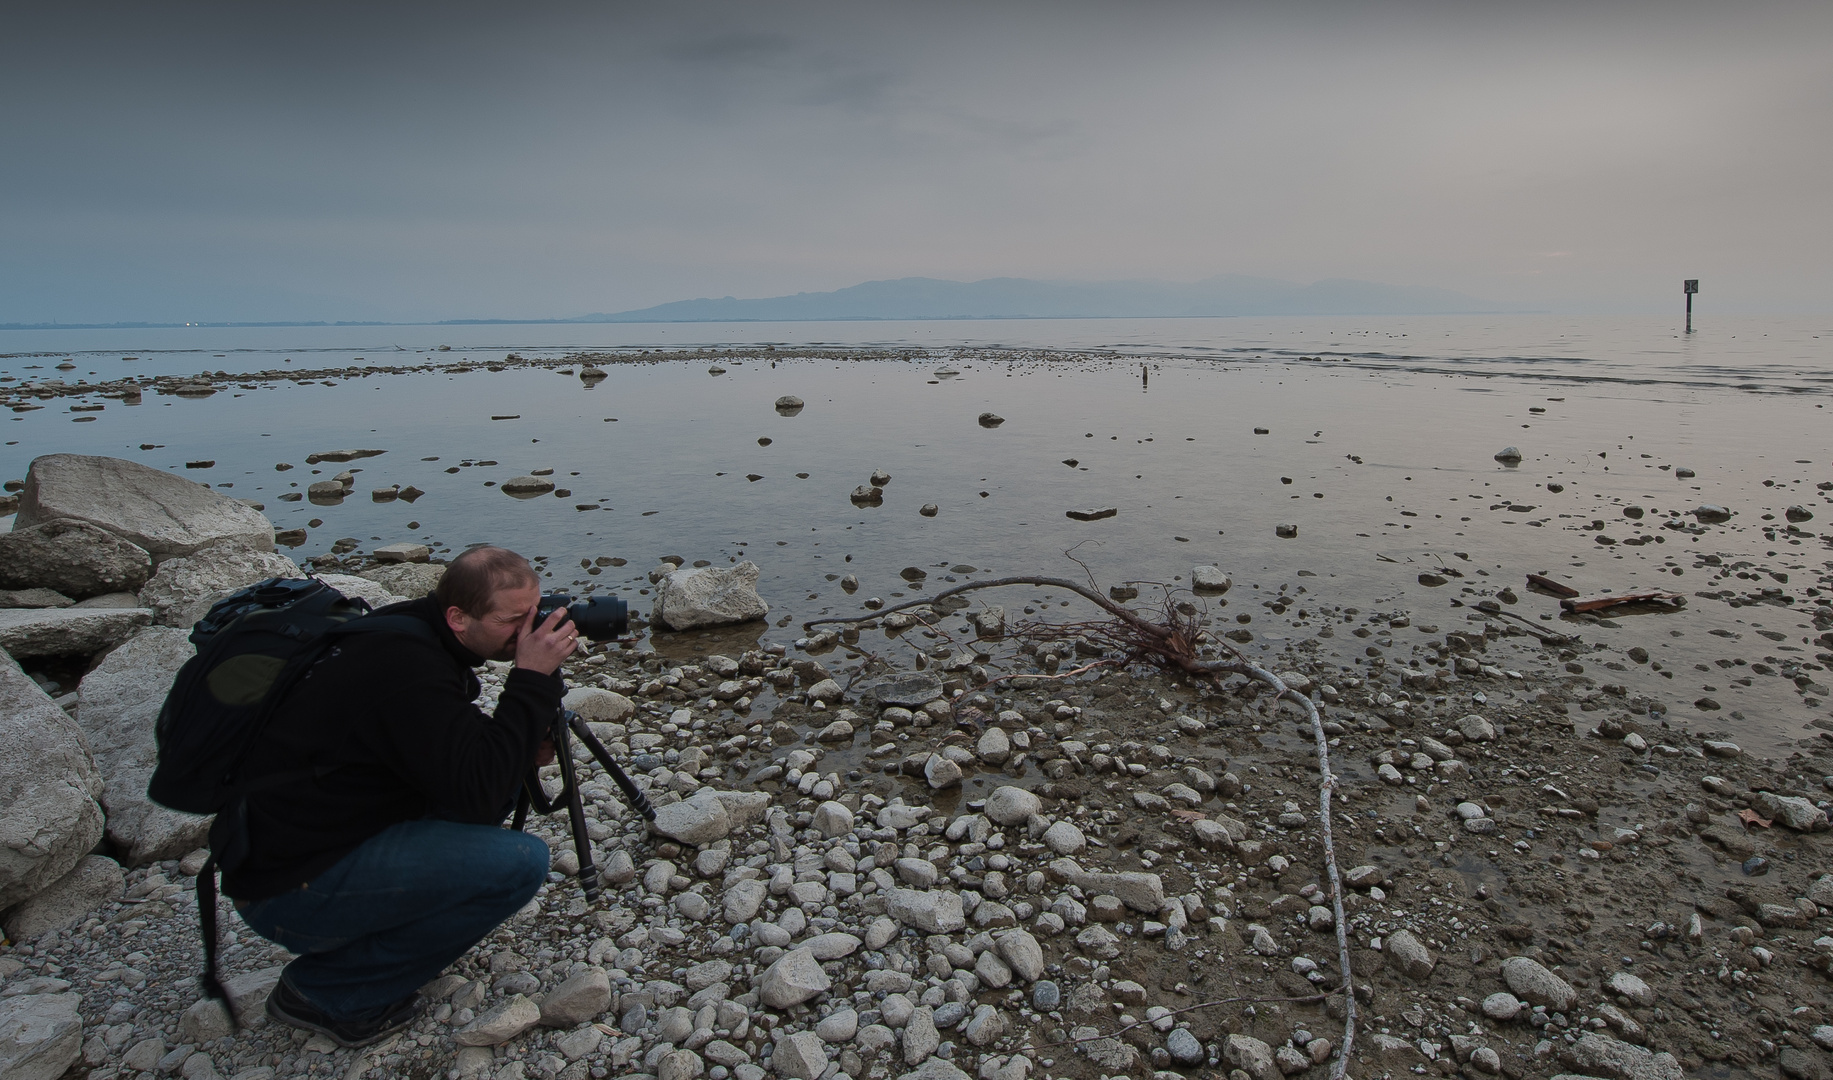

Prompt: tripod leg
[
  {"left": 553, "top": 723, "right": 600, "bottom": 903},
  {"left": 511, "top": 784, "right": 532, "bottom": 832},
  {"left": 569, "top": 714, "right": 656, "bottom": 822}
]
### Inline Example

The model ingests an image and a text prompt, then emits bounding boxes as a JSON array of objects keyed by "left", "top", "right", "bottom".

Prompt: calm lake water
[{"left": 4, "top": 315, "right": 1831, "bottom": 749}]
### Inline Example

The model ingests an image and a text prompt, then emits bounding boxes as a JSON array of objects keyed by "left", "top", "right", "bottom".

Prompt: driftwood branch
[{"left": 802, "top": 573, "right": 1357, "bottom": 1077}]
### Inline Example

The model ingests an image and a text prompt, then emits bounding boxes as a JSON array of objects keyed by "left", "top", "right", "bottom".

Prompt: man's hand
[
  {"left": 515, "top": 604, "right": 578, "bottom": 676},
  {"left": 535, "top": 738, "right": 556, "bottom": 767}
]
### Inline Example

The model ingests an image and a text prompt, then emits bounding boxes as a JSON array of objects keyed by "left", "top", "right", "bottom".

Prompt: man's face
[{"left": 446, "top": 583, "right": 541, "bottom": 662}]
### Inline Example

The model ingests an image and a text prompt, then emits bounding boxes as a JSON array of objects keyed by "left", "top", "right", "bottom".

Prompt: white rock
[
  {"left": 1457, "top": 713, "right": 1497, "bottom": 742},
  {"left": 652, "top": 562, "right": 769, "bottom": 631},
  {"left": 773, "top": 1031, "right": 827, "bottom": 1080},
  {"left": 924, "top": 755, "right": 963, "bottom": 789},
  {"left": 806, "top": 933, "right": 861, "bottom": 960},
  {"left": 17, "top": 453, "right": 277, "bottom": 559},
  {"left": 539, "top": 967, "right": 612, "bottom": 1026},
  {"left": 0, "top": 651, "right": 104, "bottom": 909},
  {"left": 901, "top": 1007, "right": 940, "bottom": 1064},
  {"left": 77, "top": 627, "right": 212, "bottom": 865},
  {"left": 1383, "top": 929, "right": 1435, "bottom": 980},
  {"left": 757, "top": 948, "right": 830, "bottom": 1009},
  {"left": 0, "top": 992, "right": 85, "bottom": 1080},
  {"left": 454, "top": 994, "right": 541, "bottom": 1046},
  {"left": 0, "top": 518, "right": 151, "bottom": 598},
  {"left": 812, "top": 801, "right": 854, "bottom": 838},
  {"left": 2, "top": 855, "right": 123, "bottom": 941},
  {"left": 137, "top": 541, "right": 302, "bottom": 628},
  {"left": 983, "top": 786, "right": 1041, "bottom": 826},
  {"left": 357, "top": 562, "right": 445, "bottom": 599},
  {"left": 308, "top": 573, "right": 408, "bottom": 614},
  {"left": 996, "top": 929, "right": 1045, "bottom": 983},
  {"left": 1224, "top": 1033, "right": 1279, "bottom": 1080},
  {"left": 1604, "top": 970, "right": 1655, "bottom": 1007},
  {"left": 976, "top": 728, "right": 1011, "bottom": 765},
  {"left": 816, "top": 1009, "right": 858, "bottom": 1042},
  {"left": 0, "top": 607, "right": 152, "bottom": 659},
  {"left": 1191, "top": 566, "right": 1232, "bottom": 593},
  {"left": 1501, "top": 956, "right": 1576, "bottom": 1011},
  {"left": 650, "top": 788, "right": 734, "bottom": 845},
  {"left": 1042, "top": 820, "right": 1086, "bottom": 855},
  {"left": 887, "top": 888, "right": 967, "bottom": 933},
  {"left": 563, "top": 687, "right": 636, "bottom": 723}
]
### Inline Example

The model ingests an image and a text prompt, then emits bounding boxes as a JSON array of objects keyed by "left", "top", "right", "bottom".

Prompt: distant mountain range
[{"left": 569, "top": 274, "right": 1525, "bottom": 322}]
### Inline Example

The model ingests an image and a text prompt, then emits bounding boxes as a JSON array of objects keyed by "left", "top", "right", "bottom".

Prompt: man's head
[{"left": 435, "top": 546, "right": 542, "bottom": 662}]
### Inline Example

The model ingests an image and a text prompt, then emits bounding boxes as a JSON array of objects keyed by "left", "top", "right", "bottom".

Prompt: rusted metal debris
[
  {"left": 1559, "top": 590, "right": 1686, "bottom": 614},
  {"left": 1526, "top": 573, "right": 1581, "bottom": 598}
]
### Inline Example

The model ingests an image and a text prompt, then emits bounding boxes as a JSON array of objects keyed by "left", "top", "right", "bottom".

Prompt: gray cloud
[{"left": 2, "top": 0, "right": 1827, "bottom": 322}]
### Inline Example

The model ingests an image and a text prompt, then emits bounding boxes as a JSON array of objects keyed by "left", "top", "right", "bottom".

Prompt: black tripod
[{"left": 511, "top": 707, "right": 655, "bottom": 902}]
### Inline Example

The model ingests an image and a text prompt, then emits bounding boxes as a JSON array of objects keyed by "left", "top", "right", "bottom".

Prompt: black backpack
[{"left": 148, "top": 576, "right": 437, "bottom": 1017}]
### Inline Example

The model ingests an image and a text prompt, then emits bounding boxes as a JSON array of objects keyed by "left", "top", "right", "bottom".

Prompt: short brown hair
[{"left": 435, "top": 546, "right": 540, "bottom": 617}]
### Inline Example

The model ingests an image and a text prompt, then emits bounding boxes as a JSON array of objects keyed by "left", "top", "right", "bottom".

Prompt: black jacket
[{"left": 221, "top": 595, "right": 563, "bottom": 901}]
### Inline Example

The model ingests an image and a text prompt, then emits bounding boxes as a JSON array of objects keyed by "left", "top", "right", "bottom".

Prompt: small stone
[
  {"left": 983, "top": 786, "right": 1041, "bottom": 826},
  {"left": 816, "top": 1009, "right": 859, "bottom": 1043},
  {"left": 1166, "top": 1028, "right": 1204, "bottom": 1066},
  {"left": 1042, "top": 820, "right": 1086, "bottom": 855},
  {"left": 1224, "top": 1033, "right": 1279, "bottom": 1080},
  {"left": 773, "top": 1031, "right": 828, "bottom": 1080},
  {"left": 1604, "top": 970, "right": 1655, "bottom": 1007},
  {"left": 1031, "top": 981, "right": 1061, "bottom": 1010},
  {"left": 812, "top": 801, "right": 855, "bottom": 838},
  {"left": 456, "top": 994, "right": 542, "bottom": 1046},
  {"left": 757, "top": 948, "right": 830, "bottom": 1009},
  {"left": 1383, "top": 929, "right": 1435, "bottom": 980},
  {"left": 902, "top": 1007, "right": 941, "bottom": 1064},
  {"left": 924, "top": 755, "right": 963, "bottom": 789},
  {"left": 1480, "top": 992, "right": 1522, "bottom": 1021},
  {"left": 1501, "top": 955, "right": 1576, "bottom": 1011}
]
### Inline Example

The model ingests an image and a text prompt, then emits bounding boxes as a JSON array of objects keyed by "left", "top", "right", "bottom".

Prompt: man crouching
[{"left": 222, "top": 545, "right": 578, "bottom": 1046}]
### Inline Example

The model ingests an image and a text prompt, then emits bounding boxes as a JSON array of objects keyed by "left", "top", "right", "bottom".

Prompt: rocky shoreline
[{"left": 5, "top": 453, "right": 1833, "bottom": 1080}]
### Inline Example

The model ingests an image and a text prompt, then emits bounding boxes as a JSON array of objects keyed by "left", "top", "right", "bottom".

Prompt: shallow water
[{"left": 4, "top": 319, "right": 1832, "bottom": 752}]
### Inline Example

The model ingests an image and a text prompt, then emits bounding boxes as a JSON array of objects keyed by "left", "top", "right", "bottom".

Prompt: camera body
[{"left": 536, "top": 593, "right": 629, "bottom": 641}]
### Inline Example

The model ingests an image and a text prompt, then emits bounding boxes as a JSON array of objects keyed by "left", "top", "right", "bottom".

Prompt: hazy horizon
[{"left": 5, "top": 2, "right": 1829, "bottom": 324}]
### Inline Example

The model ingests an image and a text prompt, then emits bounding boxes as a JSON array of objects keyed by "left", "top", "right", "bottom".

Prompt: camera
[{"left": 536, "top": 593, "right": 629, "bottom": 641}]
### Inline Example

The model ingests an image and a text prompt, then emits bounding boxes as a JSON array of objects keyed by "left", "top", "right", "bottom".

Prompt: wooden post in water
[{"left": 1684, "top": 279, "right": 1698, "bottom": 333}]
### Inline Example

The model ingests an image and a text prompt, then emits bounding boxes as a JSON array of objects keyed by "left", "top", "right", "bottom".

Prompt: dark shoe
[{"left": 265, "top": 978, "right": 422, "bottom": 1048}]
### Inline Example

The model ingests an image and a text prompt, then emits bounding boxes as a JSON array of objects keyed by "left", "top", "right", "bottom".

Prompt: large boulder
[
  {"left": 0, "top": 607, "right": 152, "bottom": 659},
  {"left": 77, "top": 627, "right": 210, "bottom": 865},
  {"left": 2, "top": 855, "right": 124, "bottom": 941},
  {"left": 0, "top": 650, "right": 104, "bottom": 911},
  {"left": 17, "top": 453, "right": 277, "bottom": 560},
  {"left": 0, "top": 992, "right": 85, "bottom": 1080},
  {"left": 137, "top": 540, "right": 301, "bottom": 628},
  {"left": 359, "top": 562, "right": 445, "bottom": 599},
  {"left": 311, "top": 573, "right": 409, "bottom": 613},
  {"left": 0, "top": 518, "right": 152, "bottom": 598},
  {"left": 652, "top": 562, "right": 769, "bottom": 631}
]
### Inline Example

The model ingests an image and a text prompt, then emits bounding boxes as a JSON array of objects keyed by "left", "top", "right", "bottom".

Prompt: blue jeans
[{"left": 238, "top": 820, "right": 549, "bottom": 1021}]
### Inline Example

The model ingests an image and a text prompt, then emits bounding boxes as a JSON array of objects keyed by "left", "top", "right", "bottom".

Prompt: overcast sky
[{"left": 3, "top": 2, "right": 1828, "bottom": 323}]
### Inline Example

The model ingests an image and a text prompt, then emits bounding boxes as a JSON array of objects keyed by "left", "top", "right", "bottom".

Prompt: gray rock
[
  {"left": 0, "top": 606, "right": 152, "bottom": 658},
  {"left": 539, "top": 967, "right": 611, "bottom": 1026},
  {"left": 757, "top": 948, "right": 830, "bottom": 1009},
  {"left": 357, "top": 562, "right": 445, "bottom": 599},
  {"left": 652, "top": 562, "right": 769, "bottom": 631},
  {"left": 307, "top": 573, "right": 408, "bottom": 614},
  {"left": 73, "top": 592, "right": 144, "bottom": 609},
  {"left": 887, "top": 888, "right": 967, "bottom": 933},
  {"left": 725, "top": 879, "right": 767, "bottom": 923},
  {"left": 901, "top": 1007, "right": 939, "bottom": 1064},
  {"left": 1752, "top": 791, "right": 1830, "bottom": 832},
  {"left": 962, "top": 1004, "right": 1006, "bottom": 1046},
  {"left": 138, "top": 541, "right": 301, "bottom": 628},
  {"left": 0, "top": 589, "right": 72, "bottom": 609},
  {"left": 0, "top": 518, "right": 151, "bottom": 598},
  {"left": 997, "top": 929, "right": 1045, "bottom": 982},
  {"left": 181, "top": 995, "right": 233, "bottom": 1044},
  {"left": 1383, "top": 929, "right": 1436, "bottom": 980},
  {"left": 1047, "top": 858, "right": 1165, "bottom": 912},
  {"left": 1225, "top": 1033, "right": 1279, "bottom": 1080},
  {"left": 983, "top": 786, "right": 1041, "bottom": 826},
  {"left": 1692, "top": 505, "right": 1732, "bottom": 524},
  {"left": 1031, "top": 981, "right": 1060, "bottom": 1010},
  {"left": 812, "top": 802, "right": 854, "bottom": 838},
  {"left": 896, "top": 1057, "right": 970, "bottom": 1080},
  {"left": 0, "top": 651, "right": 104, "bottom": 910},
  {"left": 0, "top": 992, "right": 84, "bottom": 1080},
  {"left": 924, "top": 755, "right": 963, "bottom": 789},
  {"left": 1042, "top": 820, "right": 1086, "bottom": 855},
  {"left": 660, "top": 1049, "right": 705, "bottom": 1080},
  {"left": 1457, "top": 714, "right": 1497, "bottom": 742},
  {"left": 1480, "top": 992, "right": 1522, "bottom": 1021},
  {"left": 77, "top": 627, "right": 211, "bottom": 865},
  {"left": 1567, "top": 1032, "right": 1684, "bottom": 1080},
  {"left": 773, "top": 1031, "right": 827, "bottom": 1079},
  {"left": 1494, "top": 446, "right": 1522, "bottom": 463},
  {"left": 976, "top": 727, "right": 1011, "bottom": 765},
  {"left": 562, "top": 687, "right": 635, "bottom": 723},
  {"left": 650, "top": 788, "right": 734, "bottom": 845},
  {"left": 1166, "top": 1027, "right": 1204, "bottom": 1066},
  {"left": 1501, "top": 955, "right": 1577, "bottom": 1011},
  {"left": 1191, "top": 565, "right": 1232, "bottom": 593},
  {"left": 454, "top": 994, "right": 541, "bottom": 1046},
  {"left": 858, "top": 673, "right": 945, "bottom": 709},
  {"left": 805, "top": 932, "right": 861, "bottom": 960},
  {"left": 17, "top": 453, "right": 277, "bottom": 559},
  {"left": 1604, "top": 971, "right": 1654, "bottom": 1007},
  {"left": 815, "top": 1009, "right": 858, "bottom": 1043},
  {"left": 501, "top": 476, "right": 556, "bottom": 496},
  {"left": 2, "top": 855, "right": 123, "bottom": 941}
]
